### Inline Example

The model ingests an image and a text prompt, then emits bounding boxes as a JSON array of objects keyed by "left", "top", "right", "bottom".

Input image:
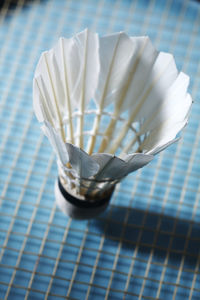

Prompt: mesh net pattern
[{"left": 0, "top": 0, "right": 200, "bottom": 299}]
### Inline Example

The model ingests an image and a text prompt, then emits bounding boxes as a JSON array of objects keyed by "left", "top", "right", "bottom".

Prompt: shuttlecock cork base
[{"left": 55, "top": 177, "right": 114, "bottom": 219}]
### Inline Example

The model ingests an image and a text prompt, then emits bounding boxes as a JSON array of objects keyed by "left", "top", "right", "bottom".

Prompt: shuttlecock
[{"left": 33, "top": 29, "right": 192, "bottom": 219}]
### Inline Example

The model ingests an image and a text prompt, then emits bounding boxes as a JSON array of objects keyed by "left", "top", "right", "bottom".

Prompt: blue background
[{"left": 0, "top": 0, "right": 200, "bottom": 299}]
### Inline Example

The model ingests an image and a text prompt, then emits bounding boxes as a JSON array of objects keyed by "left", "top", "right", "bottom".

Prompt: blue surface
[{"left": 0, "top": 0, "right": 200, "bottom": 299}]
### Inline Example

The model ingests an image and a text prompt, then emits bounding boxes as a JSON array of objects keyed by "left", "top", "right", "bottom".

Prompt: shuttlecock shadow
[{"left": 92, "top": 205, "right": 200, "bottom": 268}]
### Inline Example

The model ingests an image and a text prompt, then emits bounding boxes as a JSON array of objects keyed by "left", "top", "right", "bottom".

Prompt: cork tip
[{"left": 55, "top": 178, "right": 114, "bottom": 219}]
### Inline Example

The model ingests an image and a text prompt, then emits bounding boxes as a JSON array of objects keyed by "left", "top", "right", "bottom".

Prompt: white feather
[
  {"left": 95, "top": 32, "right": 135, "bottom": 107},
  {"left": 67, "top": 29, "right": 99, "bottom": 148},
  {"left": 133, "top": 52, "right": 178, "bottom": 121},
  {"left": 122, "top": 72, "right": 191, "bottom": 154},
  {"left": 66, "top": 143, "right": 99, "bottom": 178},
  {"left": 53, "top": 37, "right": 77, "bottom": 113},
  {"left": 141, "top": 118, "right": 188, "bottom": 152},
  {"left": 92, "top": 152, "right": 153, "bottom": 180},
  {"left": 92, "top": 154, "right": 126, "bottom": 180},
  {"left": 66, "top": 29, "right": 99, "bottom": 108},
  {"left": 123, "top": 153, "right": 154, "bottom": 175},
  {"left": 138, "top": 72, "right": 190, "bottom": 135},
  {"left": 42, "top": 121, "right": 69, "bottom": 165},
  {"left": 95, "top": 36, "right": 156, "bottom": 153},
  {"left": 108, "top": 52, "right": 179, "bottom": 154},
  {"left": 120, "top": 36, "right": 158, "bottom": 112},
  {"left": 146, "top": 137, "right": 180, "bottom": 155},
  {"left": 33, "top": 76, "right": 51, "bottom": 124},
  {"left": 87, "top": 32, "right": 137, "bottom": 153},
  {"left": 34, "top": 75, "right": 58, "bottom": 127}
]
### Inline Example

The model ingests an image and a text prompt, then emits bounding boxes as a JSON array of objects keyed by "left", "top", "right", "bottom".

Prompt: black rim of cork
[{"left": 58, "top": 177, "right": 113, "bottom": 209}]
